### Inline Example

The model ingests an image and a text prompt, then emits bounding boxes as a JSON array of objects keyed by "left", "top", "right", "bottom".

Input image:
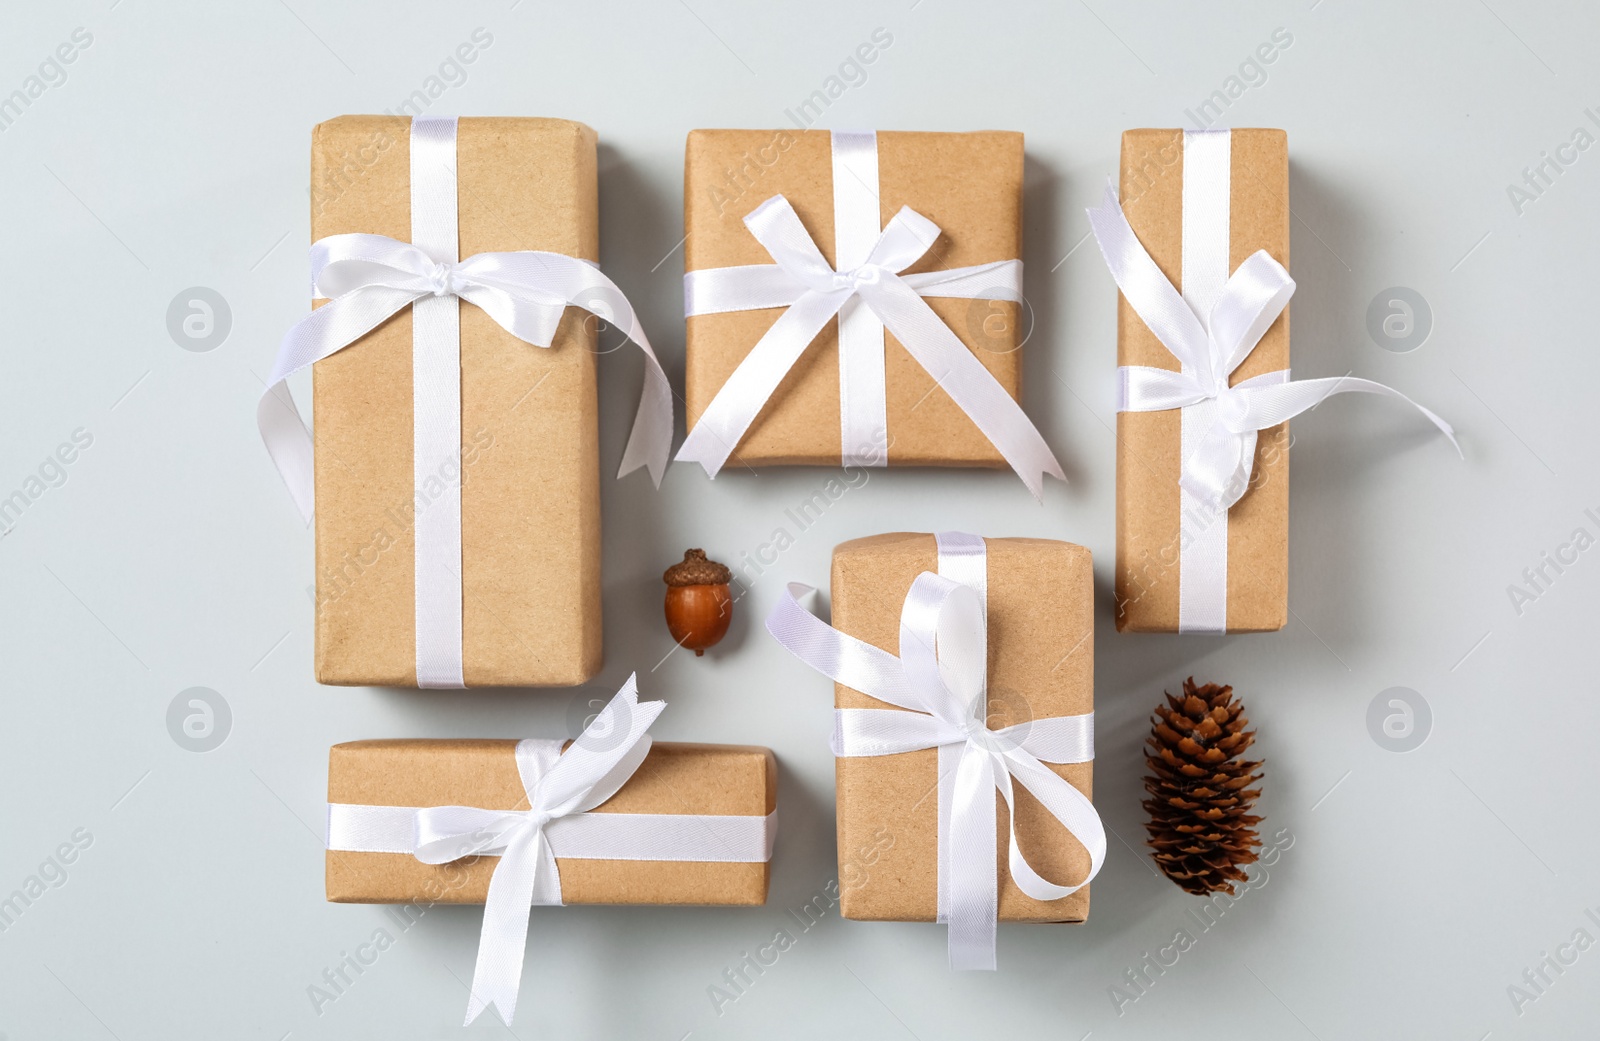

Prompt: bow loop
[
  {"left": 743, "top": 195, "right": 843, "bottom": 294},
  {"left": 865, "top": 205, "right": 942, "bottom": 272},
  {"left": 897, "top": 573, "right": 988, "bottom": 729},
  {"left": 1086, "top": 182, "right": 1212, "bottom": 376},
  {"left": 412, "top": 806, "right": 526, "bottom": 865},
  {"left": 1206, "top": 250, "right": 1295, "bottom": 384}
]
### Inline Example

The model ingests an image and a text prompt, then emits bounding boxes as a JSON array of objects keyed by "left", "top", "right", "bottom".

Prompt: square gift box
[{"left": 682, "top": 129, "right": 1028, "bottom": 469}]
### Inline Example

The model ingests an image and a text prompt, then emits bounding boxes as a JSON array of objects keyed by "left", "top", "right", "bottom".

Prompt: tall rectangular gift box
[
  {"left": 681, "top": 129, "right": 1030, "bottom": 470},
  {"left": 310, "top": 116, "right": 603, "bottom": 685},
  {"left": 1113, "top": 129, "right": 1290, "bottom": 633},
  {"left": 829, "top": 533, "right": 1094, "bottom": 924}
]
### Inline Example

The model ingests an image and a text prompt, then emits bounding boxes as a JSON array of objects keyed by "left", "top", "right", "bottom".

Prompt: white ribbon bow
[
  {"left": 679, "top": 193, "right": 1064, "bottom": 499},
  {"left": 1086, "top": 182, "right": 1458, "bottom": 511},
  {"left": 767, "top": 544, "right": 1104, "bottom": 969},
  {"left": 416, "top": 674, "right": 663, "bottom": 1025},
  {"left": 259, "top": 234, "right": 674, "bottom": 522}
]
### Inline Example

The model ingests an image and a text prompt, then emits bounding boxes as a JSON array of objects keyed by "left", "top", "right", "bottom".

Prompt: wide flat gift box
[
  {"left": 326, "top": 739, "right": 776, "bottom": 905},
  {"left": 683, "top": 129, "right": 1025, "bottom": 468},
  {"left": 829, "top": 533, "right": 1094, "bottom": 923},
  {"left": 1114, "top": 128, "right": 1290, "bottom": 633},
  {"left": 311, "top": 115, "right": 602, "bottom": 686}
]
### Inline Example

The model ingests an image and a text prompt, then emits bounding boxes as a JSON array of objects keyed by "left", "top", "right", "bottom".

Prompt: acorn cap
[{"left": 664, "top": 548, "right": 732, "bottom": 587}]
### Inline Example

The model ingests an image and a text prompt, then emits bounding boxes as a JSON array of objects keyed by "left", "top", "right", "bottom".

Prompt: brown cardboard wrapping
[
  {"left": 326, "top": 739, "right": 776, "bottom": 905},
  {"left": 683, "top": 129, "right": 1024, "bottom": 467},
  {"left": 829, "top": 533, "right": 1093, "bottom": 923},
  {"left": 1114, "top": 128, "right": 1290, "bottom": 633},
  {"left": 310, "top": 116, "right": 602, "bottom": 686}
]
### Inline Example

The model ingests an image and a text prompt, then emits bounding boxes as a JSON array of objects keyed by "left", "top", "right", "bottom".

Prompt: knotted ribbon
[
  {"left": 325, "top": 675, "right": 777, "bottom": 1025},
  {"left": 680, "top": 130, "right": 1063, "bottom": 499},
  {"left": 259, "top": 115, "right": 672, "bottom": 685},
  {"left": 765, "top": 532, "right": 1104, "bottom": 968},
  {"left": 1086, "top": 128, "right": 1458, "bottom": 631}
]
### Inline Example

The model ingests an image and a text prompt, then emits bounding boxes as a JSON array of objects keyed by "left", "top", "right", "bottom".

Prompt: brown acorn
[{"left": 663, "top": 549, "right": 733, "bottom": 656}]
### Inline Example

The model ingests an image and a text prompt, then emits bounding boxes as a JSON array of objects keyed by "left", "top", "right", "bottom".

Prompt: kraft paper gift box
[
  {"left": 1114, "top": 128, "right": 1290, "bottom": 633},
  {"left": 310, "top": 116, "right": 603, "bottom": 685},
  {"left": 325, "top": 738, "right": 777, "bottom": 906},
  {"left": 683, "top": 128, "right": 1026, "bottom": 468},
  {"left": 828, "top": 533, "right": 1094, "bottom": 923}
]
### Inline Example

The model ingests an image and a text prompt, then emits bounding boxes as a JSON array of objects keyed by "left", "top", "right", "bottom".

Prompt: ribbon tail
[
  {"left": 864, "top": 277, "right": 1064, "bottom": 501},
  {"left": 1180, "top": 422, "right": 1258, "bottom": 512},
  {"left": 617, "top": 350, "right": 676, "bottom": 487},
  {"left": 946, "top": 745, "right": 998, "bottom": 970},
  {"left": 259, "top": 285, "right": 425, "bottom": 523},
  {"left": 998, "top": 751, "right": 1106, "bottom": 902},
  {"left": 1233, "top": 375, "right": 1459, "bottom": 453},
  {"left": 537, "top": 674, "right": 666, "bottom": 815},
  {"left": 463, "top": 831, "right": 555, "bottom": 1027},
  {"left": 676, "top": 289, "right": 848, "bottom": 477},
  {"left": 564, "top": 268, "right": 676, "bottom": 488}
]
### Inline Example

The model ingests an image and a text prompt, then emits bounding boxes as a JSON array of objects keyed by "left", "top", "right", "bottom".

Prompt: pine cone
[{"left": 1142, "top": 678, "right": 1263, "bottom": 896}]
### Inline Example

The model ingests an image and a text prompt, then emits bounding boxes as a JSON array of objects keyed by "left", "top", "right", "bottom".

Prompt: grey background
[{"left": 1, "top": 1, "right": 1595, "bottom": 1038}]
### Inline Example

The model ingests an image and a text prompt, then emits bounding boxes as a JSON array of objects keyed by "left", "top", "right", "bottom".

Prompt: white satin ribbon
[
  {"left": 765, "top": 532, "right": 1104, "bottom": 969},
  {"left": 1086, "top": 128, "right": 1458, "bottom": 631},
  {"left": 680, "top": 131, "right": 1063, "bottom": 500},
  {"left": 258, "top": 115, "right": 674, "bottom": 686},
  {"left": 324, "top": 675, "right": 777, "bottom": 1026}
]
